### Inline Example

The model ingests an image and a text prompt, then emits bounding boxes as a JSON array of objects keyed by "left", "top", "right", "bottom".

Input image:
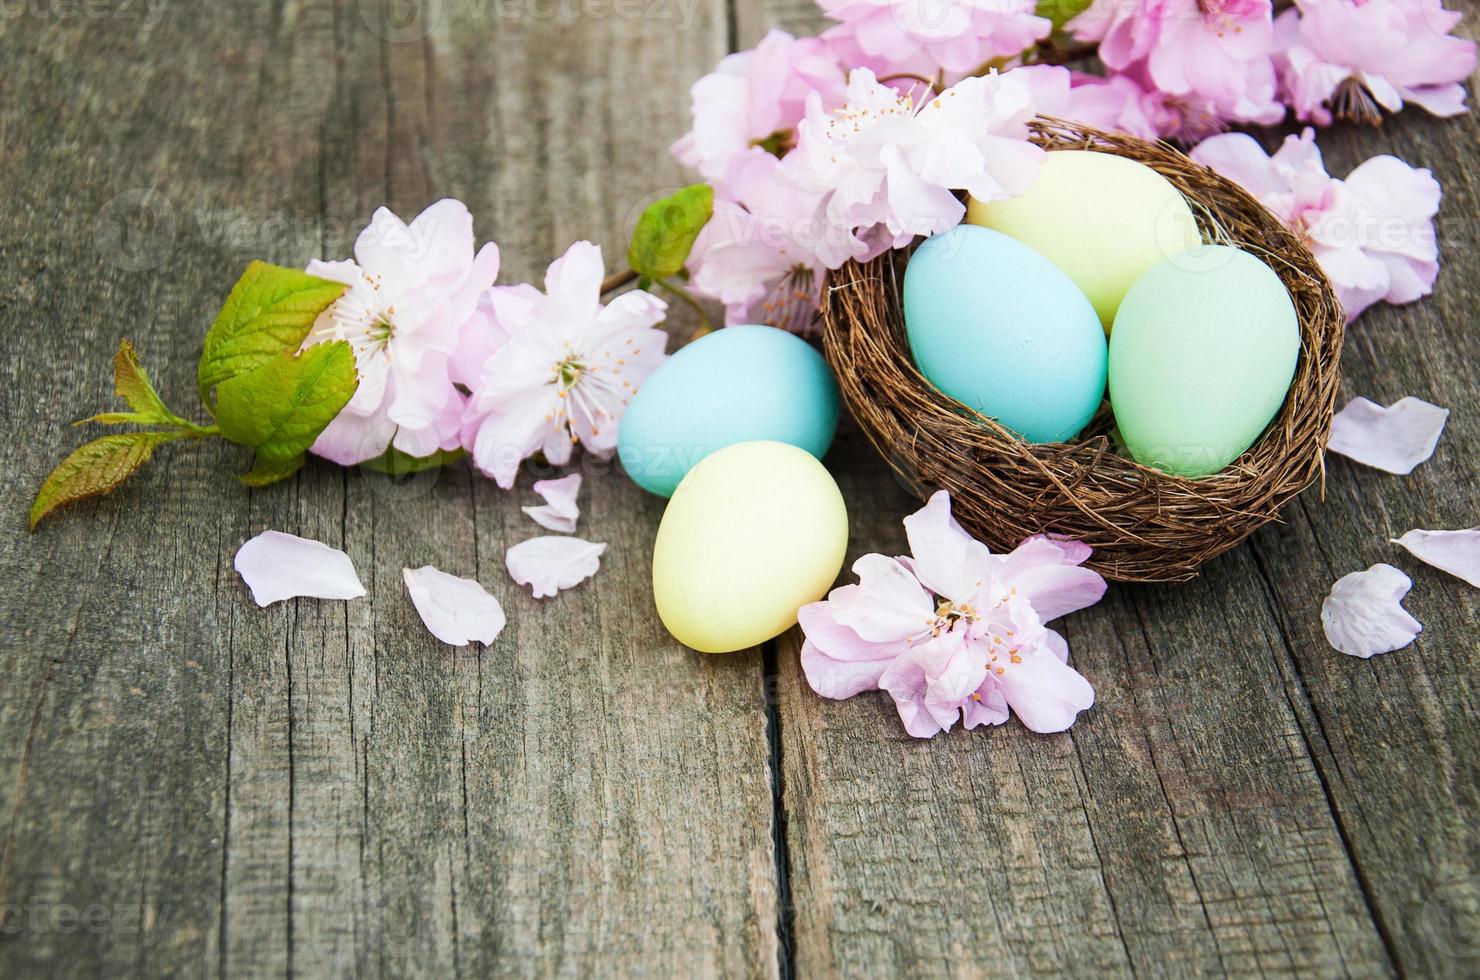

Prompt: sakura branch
[{"left": 34, "top": 1, "right": 1477, "bottom": 528}]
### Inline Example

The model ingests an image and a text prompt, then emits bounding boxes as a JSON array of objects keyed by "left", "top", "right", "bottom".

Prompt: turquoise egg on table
[
  {"left": 617, "top": 324, "right": 840, "bottom": 497},
  {"left": 1109, "top": 245, "right": 1299, "bottom": 477},
  {"left": 902, "top": 225, "right": 1107, "bottom": 443}
]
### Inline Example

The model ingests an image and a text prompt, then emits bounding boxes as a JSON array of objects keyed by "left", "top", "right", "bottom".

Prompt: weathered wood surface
[
  {"left": 0, "top": 2, "right": 776, "bottom": 977},
  {"left": 759, "top": 7, "right": 1480, "bottom": 980},
  {"left": 0, "top": 1, "right": 1476, "bottom": 977}
]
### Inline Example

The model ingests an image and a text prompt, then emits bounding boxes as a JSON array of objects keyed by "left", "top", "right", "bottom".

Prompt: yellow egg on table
[
  {"left": 652, "top": 441, "right": 848, "bottom": 653},
  {"left": 967, "top": 150, "right": 1200, "bottom": 332}
]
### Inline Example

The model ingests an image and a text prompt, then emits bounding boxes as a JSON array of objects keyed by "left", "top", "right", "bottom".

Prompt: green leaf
[
  {"left": 360, "top": 446, "right": 466, "bottom": 476},
  {"left": 1036, "top": 0, "right": 1093, "bottom": 31},
  {"left": 75, "top": 412, "right": 167, "bottom": 426},
  {"left": 29, "top": 431, "right": 184, "bottom": 529},
  {"left": 77, "top": 339, "right": 211, "bottom": 430},
  {"left": 628, "top": 184, "right": 713, "bottom": 281},
  {"left": 112, "top": 339, "right": 180, "bottom": 423},
  {"left": 749, "top": 128, "right": 794, "bottom": 158},
  {"left": 214, "top": 341, "right": 358, "bottom": 471},
  {"left": 239, "top": 452, "right": 306, "bottom": 487},
  {"left": 197, "top": 261, "right": 348, "bottom": 409}
]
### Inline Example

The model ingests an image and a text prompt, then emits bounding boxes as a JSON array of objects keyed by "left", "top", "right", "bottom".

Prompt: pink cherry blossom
[
  {"left": 1014, "top": 65, "right": 1161, "bottom": 140},
  {"left": 447, "top": 288, "right": 514, "bottom": 391},
  {"left": 819, "top": 0, "right": 1050, "bottom": 80},
  {"left": 1189, "top": 128, "right": 1441, "bottom": 320},
  {"left": 459, "top": 241, "right": 669, "bottom": 489},
  {"left": 1069, "top": 0, "right": 1285, "bottom": 131},
  {"left": 671, "top": 29, "right": 847, "bottom": 189},
  {"left": 798, "top": 491, "right": 1106, "bottom": 737},
  {"left": 685, "top": 150, "right": 856, "bottom": 333},
  {"left": 1275, "top": 0, "right": 1477, "bottom": 125},
  {"left": 687, "top": 200, "right": 822, "bottom": 333},
  {"left": 306, "top": 199, "right": 500, "bottom": 465},
  {"left": 783, "top": 67, "right": 1045, "bottom": 257},
  {"left": 1101, "top": 63, "right": 1237, "bottom": 142}
]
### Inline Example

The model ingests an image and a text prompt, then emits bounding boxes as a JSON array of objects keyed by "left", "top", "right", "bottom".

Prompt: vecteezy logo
[
  {"left": 94, "top": 189, "right": 176, "bottom": 272},
  {"left": 359, "top": 0, "right": 444, "bottom": 42}
]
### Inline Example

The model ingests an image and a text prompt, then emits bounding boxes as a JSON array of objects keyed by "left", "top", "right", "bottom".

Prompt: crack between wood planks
[
  {"left": 1123, "top": 588, "right": 1231, "bottom": 978},
  {"left": 1067, "top": 730, "right": 1139, "bottom": 977},
  {"left": 218, "top": 512, "right": 237, "bottom": 980},
  {"left": 761, "top": 639, "right": 795, "bottom": 980},
  {"left": 723, "top": 0, "right": 739, "bottom": 56},
  {"left": 285, "top": 601, "right": 299, "bottom": 978},
  {"left": 1245, "top": 542, "right": 1405, "bottom": 976}
]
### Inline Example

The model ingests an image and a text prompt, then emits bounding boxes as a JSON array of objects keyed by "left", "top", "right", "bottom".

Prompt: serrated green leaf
[
  {"left": 198, "top": 261, "right": 348, "bottom": 409},
  {"left": 75, "top": 411, "right": 164, "bottom": 426},
  {"left": 29, "top": 431, "right": 184, "bottom": 529},
  {"left": 113, "top": 339, "right": 180, "bottom": 424},
  {"left": 628, "top": 184, "right": 713, "bottom": 281},
  {"left": 240, "top": 452, "right": 306, "bottom": 487},
  {"left": 214, "top": 341, "right": 358, "bottom": 466},
  {"left": 360, "top": 446, "right": 466, "bottom": 476}
]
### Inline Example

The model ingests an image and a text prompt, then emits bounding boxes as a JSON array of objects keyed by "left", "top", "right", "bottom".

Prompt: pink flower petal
[
  {"left": 831, "top": 554, "right": 935, "bottom": 643},
  {"left": 522, "top": 473, "right": 582, "bottom": 532},
  {"left": 459, "top": 240, "right": 668, "bottom": 485},
  {"left": 402, "top": 565, "right": 506, "bottom": 646},
  {"left": 311, "top": 404, "right": 400, "bottom": 467},
  {"left": 234, "top": 530, "right": 366, "bottom": 607},
  {"left": 800, "top": 639, "right": 894, "bottom": 700},
  {"left": 961, "top": 684, "right": 1011, "bottom": 730},
  {"left": 797, "top": 589, "right": 901, "bottom": 662},
  {"left": 506, "top": 536, "right": 606, "bottom": 598},
  {"left": 1190, "top": 132, "right": 1286, "bottom": 199},
  {"left": 794, "top": 488, "right": 1108, "bottom": 737},
  {"left": 1393, "top": 529, "right": 1480, "bottom": 589},
  {"left": 902, "top": 490, "right": 993, "bottom": 601},
  {"left": 991, "top": 650, "right": 1095, "bottom": 734},
  {"left": 993, "top": 535, "right": 1107, "bottom": 622},
  {"left": 1327, "top": 396, "right": 1449, "bottom": 474},
  {"left": 878, "top": 651, "right": 946, "bottom": 739},
  {"left": 921, "top": 635, "right": 990, "bottom": 729},
  {"left": 1321, "top": 563, "right": 1423, "bottom": 658}
]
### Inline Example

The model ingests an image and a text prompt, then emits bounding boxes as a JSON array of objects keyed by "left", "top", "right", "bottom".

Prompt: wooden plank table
[{"left": 1, "top": 1, "right": 1475, "bottom": 975}]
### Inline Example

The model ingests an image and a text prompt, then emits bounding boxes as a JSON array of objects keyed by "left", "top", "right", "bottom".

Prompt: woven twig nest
[{"left": 820, "top": 119, "right": 1344, "bottom": 583}]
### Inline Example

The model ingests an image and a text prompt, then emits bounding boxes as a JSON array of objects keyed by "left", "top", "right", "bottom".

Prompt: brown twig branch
[{"left": 601, "top": 267, "right": 639, "bottom": 295}]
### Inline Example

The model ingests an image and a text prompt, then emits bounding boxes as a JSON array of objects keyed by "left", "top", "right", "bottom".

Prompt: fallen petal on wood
[
  {"left": 522, "top": 473, "right": 582, "bottom": 532},
  {"left": 234, "top": 530, "right": 367, "bottom": 607},
  {"left": 403, "top": 565, "right": 507, "bottom": 646},
  {"left": 506, "top": 536, "right": 606, "bottom": 598},
  {"left": 1321, "top": 563, "right": 1422, "bottom": 658},
  {"left": 1327, "top": 396, "right": 1448, "bottom": 474},
  {"left": 1393, "top": 528, "right": 1480, "bottom": 589}
]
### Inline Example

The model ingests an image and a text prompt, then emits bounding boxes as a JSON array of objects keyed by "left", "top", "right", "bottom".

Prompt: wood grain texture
[
  {"left": 750, "top": 2, "right": 1480, "bottom": 978},
  {"left": 0, "top": 0, "right": 1476, "bottom": 977},
  {"left": 0, "top": 1, "right": 780, "bottom": 976}
]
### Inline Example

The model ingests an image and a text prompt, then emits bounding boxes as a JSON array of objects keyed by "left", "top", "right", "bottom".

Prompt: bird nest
[{"left": 820, "top": 119, "right": 1344, "bottom": 583}]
